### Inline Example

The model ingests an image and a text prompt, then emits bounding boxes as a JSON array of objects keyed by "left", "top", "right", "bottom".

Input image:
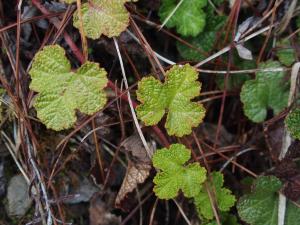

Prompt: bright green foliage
[
  {"left": 29, "top": 45, "right": 108, "bottom": 131},
  {"left": 177, "top": 9, "right": 227, "bottom": 61},
  {"left": 237, "top": 176, "right": 300, "bottom": 225},
  {"left": 285, "top": 108, "right": 300, "bottom": 140},
  {"left": 276, "top": 40, "right": 296, "bottom": 66},
  {"left": 73, "top": 0, "right": 137, "bottom": 39},
  {"left": 194, "top": 172, "right": 236, "bottom": 220},
  {"left": 152, "top": 144, "right": 206, "bottom": 199},
  {"left": 240, "top": 61, "right": 289, "bottom": 123},
  {"left": 136, "top": 64, "right": 206, "bottom": 137},
  {"left": 159, "top": 0, "right": 207, "bottom": 37}
]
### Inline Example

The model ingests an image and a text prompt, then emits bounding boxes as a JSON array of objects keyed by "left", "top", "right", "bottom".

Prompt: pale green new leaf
[
  {"left": 237, "top": 176, "right": 300, "bottom": 225},
  {"left": 194, "top": 171, "right": 236, "bottom": 220},
  {"left": 152, "top": 144, "right": 206, "bottom": 199},
  {"left": 285, "top": 108, "right": 300, "bottom": 140},
  {"left": 240, "top": 61, "right": 289, "bottom": 122},
  {"left": 29, "top": 45, "right": 108, "bottom": 131},
  {"left": 136, "top": 64, "right": 206, "bottom": 137},
  {"left": 73, "top": 0, "right": 136, "bottom": 39},
  {"left": 159, "top": 0, "right": 207, "bottom": 37}
]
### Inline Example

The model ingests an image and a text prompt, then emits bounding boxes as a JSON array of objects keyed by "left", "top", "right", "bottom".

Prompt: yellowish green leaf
[
  {"left": 136, "top": 64, "right": 206, "bottom": 137},
  {"left": 29, "top": 45, "right": 108, "bottom": 131}
]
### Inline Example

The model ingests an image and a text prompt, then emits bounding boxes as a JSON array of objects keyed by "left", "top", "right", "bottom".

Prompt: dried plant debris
[{"left": 115, "top": 162, "right": 151, "bottom": 207}]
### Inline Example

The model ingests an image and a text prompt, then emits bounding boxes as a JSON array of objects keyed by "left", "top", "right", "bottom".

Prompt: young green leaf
[
  {"left": 237, "top": 176, "right": 300, "bottom": 225},
  {"left": 194, "top": 171, "right": 236, "bottom": 220},
  {"left": 285, "top": 108, "right": 300, "bottom": 140},
  {"left": 29, "top": 45, "right": 108, "bottom": 131},
  {"left": 73, "top": 0, "right": 137, "bottom": 39},
  {"left": 159, "top": 0, "right": 207, "bottom": 37},
  {"left": 152, "top": 144, "right": 206, "bottom": 199},
  {"left": 240, "top": 61, "right": 289, "bottom": 123},
  {"left": 136, "top": 64, "right": 206, "bottom": 137}
]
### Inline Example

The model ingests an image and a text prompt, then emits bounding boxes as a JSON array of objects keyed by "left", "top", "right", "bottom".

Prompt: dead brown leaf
[{"left": 115, "top": 162, "right": 151, "bottom": 207}]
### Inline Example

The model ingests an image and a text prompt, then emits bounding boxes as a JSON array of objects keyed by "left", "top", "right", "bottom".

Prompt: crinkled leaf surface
[
  {"left": 159, "top": 0, "right": 207, "bottom": 37},
  {"left": 285, "top": 108, "right": 300, "bottom": 140},
  {"left": 136, "top": 64, "right": 206, "bottom": 137},
  {"left": 194, "top": 171, "right": 236, "bottom": 220},
  {"left": 152, "top": 144, "right": 206, "bottom": 199},
  {"left": 240, "top": 61, "right": 289, "bottom": 123},
  {"left": 73, "top": 0, "right": 136, "bottom": 39},
  {"left": 29, "top": 45, "right": 108, "bottom": 131},
  {"left": 237, "top": 176, "right": 300, "bottom": 225}
]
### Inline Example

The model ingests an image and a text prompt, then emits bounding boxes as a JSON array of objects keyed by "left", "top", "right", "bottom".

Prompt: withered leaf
[{"left": 115, "top": 162, "right": 151, "bottom": 206}]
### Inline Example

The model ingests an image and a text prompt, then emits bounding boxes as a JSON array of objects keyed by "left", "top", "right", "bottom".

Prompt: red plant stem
[{"left": 31, "top": 0, "right": 170, "bottom": 147}]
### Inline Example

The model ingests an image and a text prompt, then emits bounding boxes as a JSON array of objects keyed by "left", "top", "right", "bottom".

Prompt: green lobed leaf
[
  {"left": 29, "top": 45, "right": 108, "bottom": 131},
  {"left": 159, "top": 0, "right": 207, "bottom": 37},
  {"left": 73, "top": 0, "right": 136, "bottom": 39},
  {"left": 136, "top": 64, "right": 206, "bottom": 137},
  {"left": 194, "top": 171, "right": 236, "bottom": 220},
  {"left": 285, "top": 108, "right": 300, "bottom": 140},
  {"left": 240, "top": 61, "right": 289, "bottom": 123},
  {"left": 152, "top": 144, "right": 207, "bottom": 199},
  {"left": 237, "top": 175, "right": 300, "bottom": 225}
]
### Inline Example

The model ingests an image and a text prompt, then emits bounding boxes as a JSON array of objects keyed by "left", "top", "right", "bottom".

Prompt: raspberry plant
[
  {"left": 152, "top": 144, "right": 236, "bottom": 223},
  {"left": 136, "top": 64, "right": 206, "bottom": 137},
  {"left": 5, "top": 0, "right": 300, "bottom": 225},
  {"left": 29, "top": 45, "right": 108, "bottom": 130}
]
